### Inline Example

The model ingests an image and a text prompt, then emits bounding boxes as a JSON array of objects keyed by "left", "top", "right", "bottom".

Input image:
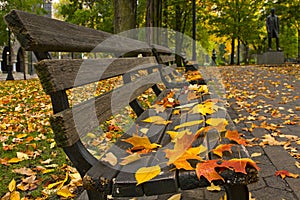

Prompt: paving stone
[
  {"left": 251, "top": 187, "right": 296, "bottom": 200},
  {"left": 264, "top": 176, "right": 292, "bottom": 191},
  {"left": 264, "top": 145, "right": 297, "bottom": 169},
  {"left": 285, "top": 178, "right": 300, "bottom": 200},
  {"left": 248, "top": 177, "right": 266, "bottom": 191}
]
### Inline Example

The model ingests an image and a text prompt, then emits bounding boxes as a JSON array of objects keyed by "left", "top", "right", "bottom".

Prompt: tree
[
  {"left": 0, "top": 0, "right": 46, "bottom": 46},
  {"left": 203, "top": 0, "right": 264, "bottom": 64},
  {"left": 114, "top": 0, "right": 137, "bottom": 35},
  {"left": 56, "top": 0, "right": 114, "bottom": 33}
]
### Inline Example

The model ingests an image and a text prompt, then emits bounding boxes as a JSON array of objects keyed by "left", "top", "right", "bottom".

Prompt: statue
[{"left": 266, "top": 8, "right": 281, "bottom": 51}]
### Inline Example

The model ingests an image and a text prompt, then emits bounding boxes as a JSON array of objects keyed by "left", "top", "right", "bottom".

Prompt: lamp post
[
  {"left": 6, "top": 28, "right": 14, "bottom": 80},
  {"left": 192, "top": 0, "right": 196, "bottom": 61}
]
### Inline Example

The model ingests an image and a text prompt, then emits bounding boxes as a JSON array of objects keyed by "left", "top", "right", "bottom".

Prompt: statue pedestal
[{"left": 257, "top": 51, "right": 284, "bottom": 65}]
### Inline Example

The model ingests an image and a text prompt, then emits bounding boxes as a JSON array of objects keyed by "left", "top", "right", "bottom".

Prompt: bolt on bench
[{"left": 5, "top": 10, "right": 259, "bottom": 200}]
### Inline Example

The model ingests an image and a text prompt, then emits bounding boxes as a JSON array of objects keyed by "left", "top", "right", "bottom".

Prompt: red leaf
[
  {"left": 195, "top": 160, "right": 225, "bottom": 182},
  {"left": 220, "top": 158, "right": 260, "bottom": 174}
]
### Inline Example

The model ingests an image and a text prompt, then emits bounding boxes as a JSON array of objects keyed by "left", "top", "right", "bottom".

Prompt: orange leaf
[
  {"left": 195, "top": 160, "right": 225, "bottom": 182},
  {"left": 211, "top": 144, "right": 235, "bottom": 157},
  {"left": 123, "top": 135, "right": 161, "bottom": 153},
  {"left": 172, "top": 146, "right": 205, "bottom": 170},
  {"left": 220, "top": 158, "right": 260, "bottom": 174},
  {"left": 164, "top": 132, "right": 196, "bottom": 165},
  {"left": 275, "top": 170, "right": 299, "bottom": 179},
  {"left": 225, "top": 130, "right": 248, "bottom": 145}
]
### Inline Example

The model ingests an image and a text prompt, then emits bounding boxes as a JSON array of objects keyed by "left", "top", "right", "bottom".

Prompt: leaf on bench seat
[
  {"left": 211, "top": 144, "right": 235, "bottom": 157},
  {"left": 174, "top": 120, "right": 204, "bottom": 130},
  {"left": 196, "top": 160, "right": 225, "bottom": 183},
  {"left": 135, "top": 165, "right": 161, "bottom": 185},
  {"left": 190, "top": 101, "right": 220, "bottom": 116},
  {"left": 142, "top": 116, "right": 172, "bottom": 125},
  {"left": 120, "top": 153, "right": 141, "bottom": 165},
  {"left": 122, "top": 135, "right": 161, "bottom": 154}
]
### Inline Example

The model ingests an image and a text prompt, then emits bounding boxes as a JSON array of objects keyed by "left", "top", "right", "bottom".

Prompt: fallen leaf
[
  {"left": 57, "top": 186, "right": 75, "bottom": 198},
  {"left": 174, "top": 120, "right": 204, "bottom": 130},
  {"left": 142, "top": 116, "right": 172, "bottom": 125},
  {"left": 225, "top": 130, "right": 247, "bottom": 146},
  {"left": 206, "top": 118, "right": 228, "bottom": 127},
  {"left": 12, "top": 167, "right": 36, "bottom": 176},
  {"left": 221, "top": 158, "right": 260, "bottom": 174},
  {"left": 8, "top": 158, "right": 22, "bottom": 164},
  {"left": 123, "top": 135, "right": 161, "bottom": 153},
  {"left": 164, "top": 132, "right": 196, "bottom": 165},
  {"left": 196, "top": 160, "right": 225, "bottom": 182},
  {"left": 10, "top": 191, "right": 20, "bottom": 200},
  {"left": 8, "top": 179, "right": 16, "bottom": 192},
  {"left": 211, "top": 144, "right": 235, "bottom": 157},
  {"left": 167, "top": 193, "right": 181, "bottom": 200},
  {"left": 275, "top": 170, "right": 299, "bottom": 179},
  {"left": 207, "top": 182, "right": 221, "bottom": 191},
  {"left": 135, "top": 165, "right": 161, "bottom": 185},
  {"left": 120, "top": 153, "right": 141, "bottom": 165},
  {"left": 101, "top": 152, "right": 118, "bottom": 166},
  {"left": 251, "top": 152, "right": 262, "bottom": 158}
]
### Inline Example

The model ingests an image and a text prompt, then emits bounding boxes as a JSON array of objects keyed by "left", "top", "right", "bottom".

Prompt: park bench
[{"left": 5, "top": 10, "right": 258, "bottom": 200}]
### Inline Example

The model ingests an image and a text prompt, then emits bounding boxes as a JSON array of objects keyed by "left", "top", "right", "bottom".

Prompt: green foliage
[
  {"left": 0, "top": 0, "right": 46, "bottom": 46},
  {"left": 56, "top": 0, "right": 114, "bottom": 33}
]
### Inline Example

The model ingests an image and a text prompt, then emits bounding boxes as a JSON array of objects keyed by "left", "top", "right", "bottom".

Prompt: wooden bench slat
[
  {"left": 35, "top": 57, "right": 157, "bottom": 94},
  {"left": 5, "top": 10, "right": 171, "bottom": 54},
  {"left": 112, "top": 109, "right": 173, "bottom": 197},
  {"left": 51, "top": 72, "right": 162, "bottom": 147},
  {"left": 160, "top": 55, "right": 175, "bottom": 64}
]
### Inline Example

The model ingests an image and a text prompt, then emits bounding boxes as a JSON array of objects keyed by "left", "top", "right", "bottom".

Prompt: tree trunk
[
  {"left": 298, "top": 29, "right": 300, "bottom": 63},
  {"left": 230, "top": 37, "right": 235, "bottom": 65},
  {"left": 114, "top": 0, "right": 137, "bottom": 37},
  {"left": 175, "top": 4, "right": 183, "bottom": 66},
  {"left": 146, "top": 0, "right": 162, "bottom": 44},
  {"left": 237, "top": 37, "right": 240, "bottom": 65},
  {"left": 162, "top": 0, "right": 168, "bottom": 47}
]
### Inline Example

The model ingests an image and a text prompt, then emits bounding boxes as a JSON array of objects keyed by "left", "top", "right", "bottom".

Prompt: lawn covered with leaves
[{"left": 0, "top": 79, "right": 82, "bottom": 199}]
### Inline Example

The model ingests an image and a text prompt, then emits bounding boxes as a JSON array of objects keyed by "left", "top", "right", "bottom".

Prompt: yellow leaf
[
  {"left": 142, "top": 116, "right": 171, "bottom": 125},
  {"left": 168, "top": 193, "right": 181, "bottom": 200},
  {"left": 50, "top": 142, "right": 56, "bottom": 149},
  {"left": 8, "top": 158, "right": 22, "bottom": 164},
  {"left": 10, "top": 191, "right": 20, "bottom": 200},
  {"left": 174, "top": 120, "right": 204, "bottom": 130},
  {"left": 120, "top": 153, "right": 141, "bottom": 165},
  {"left": 207, "top": 182, "right": 221, "bottom": 191},
  {"left": 206, "top": 118, "right": 228, "bottom": 127},
  {"left": 251, "top": 152, "right": 262, "bottom": 158},
  {"left": 8, "top": 179, "right": 16, "bottom": 192},
  {"left": 173, "top": 109, "right": 181, "bottom": 115},
  {"left": 16, "top": 133, "right": 27, "bottom": 139},
  {"left": 42, "top": 169, "right": 55, "bottom": 174},
  {"left": 47, "top": 180, "right": 64, "bottom": 189},
  {"left": 57, "top": 186, "right": 75, "bottom": 198},
  {"left": 190, "top": 102, "right": 219, "bottom": 115},
  {"left": 135, "top": 165, "right": 161, "bottom": 185},
  {"left": 166, "top": 129, "right": 192, "bottom": 140}
]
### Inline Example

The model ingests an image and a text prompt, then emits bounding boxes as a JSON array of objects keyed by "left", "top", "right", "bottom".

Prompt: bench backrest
[{"left": 5, "top": 10, "right": 176, "bottom": 147}]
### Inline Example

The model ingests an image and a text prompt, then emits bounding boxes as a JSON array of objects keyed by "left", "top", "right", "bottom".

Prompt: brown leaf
[{"left": 225, "top": 130, "right": 248, "bottom": 146}]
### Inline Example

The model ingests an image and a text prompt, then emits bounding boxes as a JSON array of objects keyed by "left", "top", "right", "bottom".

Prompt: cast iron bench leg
[
  {"left": 87, "top": 190, "right": 107, "bottom": 200},
  {"left": 224, "top": 184, "right": 249, "bottom": 200}
]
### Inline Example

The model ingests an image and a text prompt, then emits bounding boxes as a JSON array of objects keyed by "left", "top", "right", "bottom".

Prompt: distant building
[{"left": 0, "top": 0, "right": 52, "bottom": 75}]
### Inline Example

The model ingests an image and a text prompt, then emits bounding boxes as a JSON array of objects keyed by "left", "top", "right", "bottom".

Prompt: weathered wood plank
[
  {"left": 5, "top": 10, "right": 171, "bottom": 54},
  {"left": 35, "top": 57, "right": 157, "bottom": 94},
  {"left": 160, "top": 55, "right": 175, "bottom": 64},
  {"left": 51, "top": 72, "right": 162, "bottom": 147},
  {"left": 112, "top": 109, "right": 173, "bottom": 197}
]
